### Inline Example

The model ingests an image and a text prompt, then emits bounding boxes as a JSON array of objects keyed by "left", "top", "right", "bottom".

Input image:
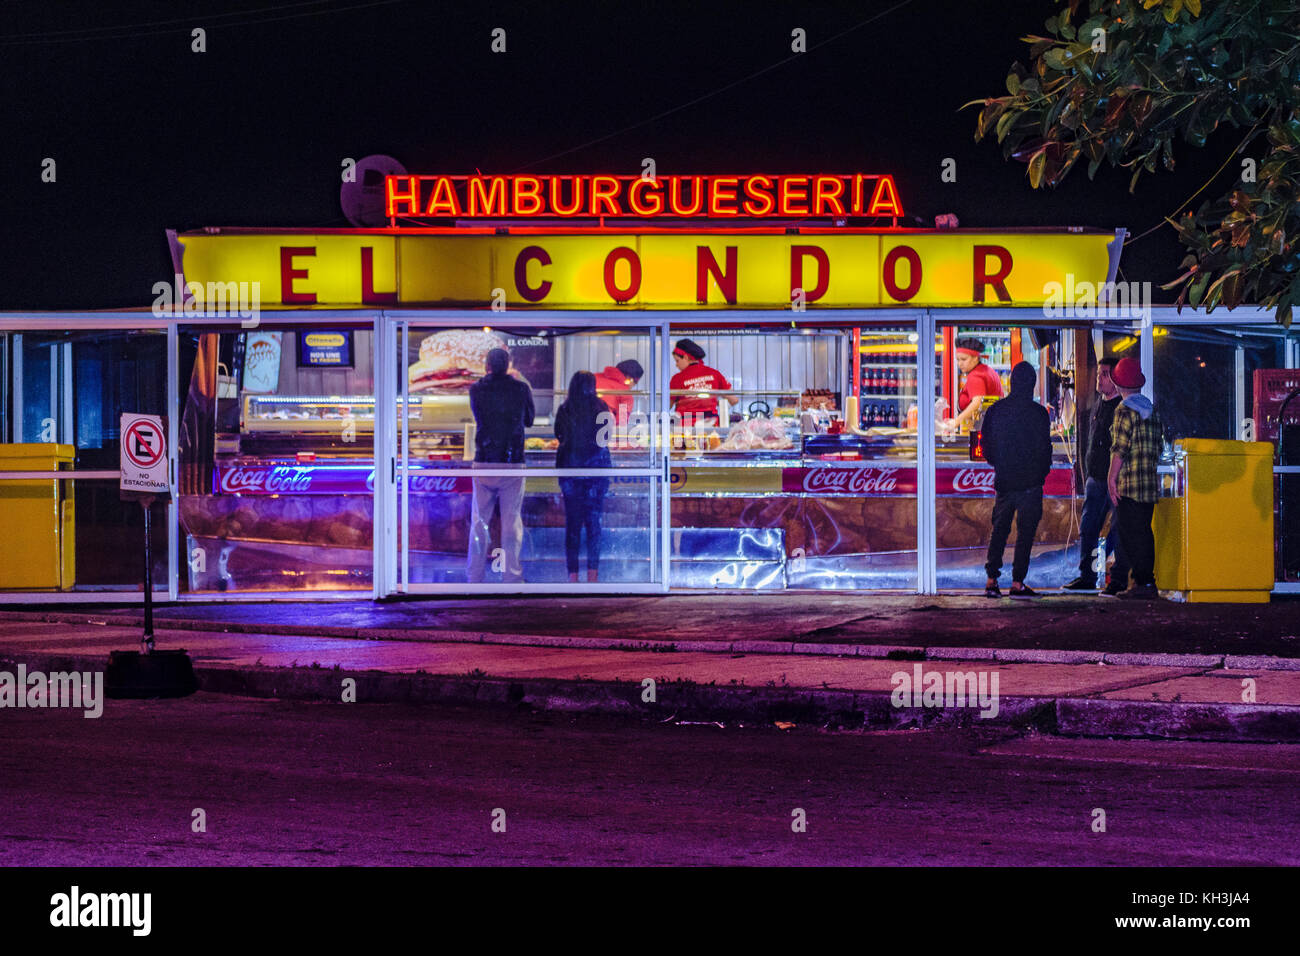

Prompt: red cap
[{"left": 1112, "top": 357, "right": 1146, "bottom": 389}]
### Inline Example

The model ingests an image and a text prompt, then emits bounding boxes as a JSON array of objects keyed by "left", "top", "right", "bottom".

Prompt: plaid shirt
[{"left": 1110, "top": 402, "right": 1162, "bottom": 503}]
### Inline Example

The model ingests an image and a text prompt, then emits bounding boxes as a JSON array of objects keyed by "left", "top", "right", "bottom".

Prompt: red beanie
[{"left": 1112, "top": 357, "right": 1146, "bottom": 389}]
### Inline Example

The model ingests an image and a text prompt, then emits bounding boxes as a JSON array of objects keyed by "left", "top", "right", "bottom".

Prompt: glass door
[
  {"left": 392, "top": 315, "right": 667, "bottom": 592},
  {"left": 176, "top": 321, "right": 377, "bottom": 595}
]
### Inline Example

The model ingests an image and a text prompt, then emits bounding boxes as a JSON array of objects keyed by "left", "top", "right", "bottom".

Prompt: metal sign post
[
  {"left": 120, "top": 413, "right": 169, "bottom": 653},
  {"left": 106, "top": 413, "right": 197, "bottom": 699}
]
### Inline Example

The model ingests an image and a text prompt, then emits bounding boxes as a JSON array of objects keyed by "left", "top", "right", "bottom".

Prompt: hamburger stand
[{"left": 0, "top": 171, "right": 1296, "bottom": 600}]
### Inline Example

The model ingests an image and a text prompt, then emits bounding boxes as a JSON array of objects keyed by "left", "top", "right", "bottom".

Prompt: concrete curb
[
  {"left": 3, "top": 649, "right": 1298, "bottom": 742},
  {"left": 2, "top": 609, "right": 1298, "bottom": 671}
]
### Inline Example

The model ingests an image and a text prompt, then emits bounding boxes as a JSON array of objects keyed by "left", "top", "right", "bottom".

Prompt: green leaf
[
  {"left": 1043, "top": 47, "right": 1070, "bottom": 72},
  {"left": 996, "top": 110, "right": 1018, "bottom": 143},
  {"left": 1028, "top": 149, "right": 1047, "bottom": 188},
  {"left": 1006, "top": 73, "right": 1021, "bottom": 96}
]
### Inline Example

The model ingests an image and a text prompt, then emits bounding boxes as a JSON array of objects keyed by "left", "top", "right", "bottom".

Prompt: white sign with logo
[
  {"left": 244, "top": 331, "right": 283, "bottom": 393},
  {"left": 120, "top": 413, "right": 169, "bottom": 496}
]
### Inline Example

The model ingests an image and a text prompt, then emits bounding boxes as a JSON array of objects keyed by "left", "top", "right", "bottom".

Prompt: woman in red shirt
[
  {"left": 670, "top": 338, "right": 737, "bottom": 426},
  {"left": 952, "top": 336, "right": 1004, "bottom": 431},
  {"left": 592, "top": 359, "right": 643, "bottom": 428}
]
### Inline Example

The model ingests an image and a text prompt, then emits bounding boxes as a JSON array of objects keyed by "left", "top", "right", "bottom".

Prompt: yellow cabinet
[
  {"left": 0, "top": 444, "right": 76, "bottom": 590},
  {"left": 1155, "top": 438, "right": 1274, "bottom": 603}
]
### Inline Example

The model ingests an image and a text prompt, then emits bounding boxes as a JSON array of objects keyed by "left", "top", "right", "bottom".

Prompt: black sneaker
[
  {"left": 1063, "top": 576, "right": 1097, "bottom": 591},
  {"left": 984, "top": 582, "right": 1002, "bottom": 598},
  {"left": 1009, "top": 584, "right": 1040, "bottom": 598},
  {"left": 1117, "top": 583, "right": 1160, "bottom": 600},
  {"left": 1101, "top": 578, "right": 1127, "bottom": 596}
]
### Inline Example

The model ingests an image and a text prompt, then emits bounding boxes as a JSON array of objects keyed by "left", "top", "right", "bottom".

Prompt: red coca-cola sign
[
  {"left": 948, "top": 467, "right": 996, "bottom": 494},
  {"left": 795, "top": 466, "right": 913, "bottom": 495},
  {"left": 783, "top": 464, "right": 1073, "bottom": 497}
]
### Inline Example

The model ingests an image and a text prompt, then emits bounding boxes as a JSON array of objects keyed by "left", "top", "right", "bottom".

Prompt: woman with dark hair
[{"left": 555, "top": 371, "right": 612, "bottom": 582}]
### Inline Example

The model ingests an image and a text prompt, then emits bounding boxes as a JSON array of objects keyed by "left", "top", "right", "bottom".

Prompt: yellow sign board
[{"left": 177, "top": 231, "right": 1116, "bottom": 309}]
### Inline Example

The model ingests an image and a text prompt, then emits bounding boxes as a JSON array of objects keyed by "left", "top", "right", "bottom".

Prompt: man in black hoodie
[{"left": 980, "top": 361, "right": 1053, "bottom": 598}]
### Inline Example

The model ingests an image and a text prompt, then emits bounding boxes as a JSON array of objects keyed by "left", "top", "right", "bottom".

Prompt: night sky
[{"left": 1, "top": 0, "right": 1246, "bottom": 310}]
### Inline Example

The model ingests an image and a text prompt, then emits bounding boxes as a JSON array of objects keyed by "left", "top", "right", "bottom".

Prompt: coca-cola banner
[
  {"left": 214, "top": 463, "right": 472, "bottom": 495},
  {"left": 783, "top": 465, "right": 1074, "bottom": 497}
]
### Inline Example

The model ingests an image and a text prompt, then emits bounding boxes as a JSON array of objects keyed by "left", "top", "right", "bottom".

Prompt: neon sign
[{"left": 385, "top": 174, "right": 904, "bottom": 221}]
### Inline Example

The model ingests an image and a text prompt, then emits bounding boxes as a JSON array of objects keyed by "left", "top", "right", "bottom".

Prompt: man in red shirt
[
  {"left": 952, "top": 336, "right": 1004, "bottom": 431},
  {"left": 592, "top": 359, "right": 643, "bottom": 428},
  {"left": 670, "top": 339, "right": 737, "bottom": 426}
]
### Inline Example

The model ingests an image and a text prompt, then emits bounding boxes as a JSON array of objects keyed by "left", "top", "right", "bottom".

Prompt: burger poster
[{"left": 407, "top": 329, "right": 554, "bottom": 415}]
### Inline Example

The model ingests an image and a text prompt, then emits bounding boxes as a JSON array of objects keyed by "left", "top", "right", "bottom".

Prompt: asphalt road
[{"left": 2, "top": 694, "right": 1299, "bottom": 866}]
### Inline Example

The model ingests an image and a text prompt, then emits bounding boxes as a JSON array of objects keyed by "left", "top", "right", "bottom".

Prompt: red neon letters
[{"left": 385, "top": 174, "right": 904, "bottom": 220}]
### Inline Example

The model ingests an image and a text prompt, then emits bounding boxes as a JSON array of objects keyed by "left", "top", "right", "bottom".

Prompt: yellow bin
[
  {"left": 1154, "top": 438, "right": 1274, "bottom": 603},
  {"left": 0, "top": 444, "right": 76, "bottom": 590}
]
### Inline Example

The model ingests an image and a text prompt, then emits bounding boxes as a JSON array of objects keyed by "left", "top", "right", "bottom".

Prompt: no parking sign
[{"left": 120, "top": 413, "right": 170, "bottom": 497}]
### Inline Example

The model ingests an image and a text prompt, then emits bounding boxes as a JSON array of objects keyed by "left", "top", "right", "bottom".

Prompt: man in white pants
[{"left": 467, "top": 348, "right": 534, "bottom": 583}]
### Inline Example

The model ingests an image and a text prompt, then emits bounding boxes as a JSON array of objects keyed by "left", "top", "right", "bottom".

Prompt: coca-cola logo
[
  {"left": 803, "top": 467, "right": 901, "bottom": 495},
  {"left": 406, "top": 474, "right": 459, "bottom": 492},
  {"left": 219, "top": 466, "right": 315, "bottom": 493},
  {"left": 950, "top": 468, "right": 996, "bottom": 494}
]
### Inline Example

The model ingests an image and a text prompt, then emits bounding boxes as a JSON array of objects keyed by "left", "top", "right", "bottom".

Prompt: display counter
[{"left": 185, "top": 445, "right": 1076, "bottom": 590}]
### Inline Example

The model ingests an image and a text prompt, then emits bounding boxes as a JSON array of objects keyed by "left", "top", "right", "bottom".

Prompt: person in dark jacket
[
  {"left": 467, "top": 348, "right": 535, "bottom": 583},
  {"left": 980, "top": 361, "right": 1052, "bottom": 598},
  {"left": 555, "top": 371, "right": 613, "bottom": 583},
  {"left": 1064, "top": 357, "right": 1130, "bottom": 593}
]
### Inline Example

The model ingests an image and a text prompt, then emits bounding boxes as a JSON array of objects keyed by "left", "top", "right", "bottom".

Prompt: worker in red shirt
[
  {"left": 952, "top": 336, "right": 1004, "bottom": 431},
  {"left": 671, "top": 338, "right": 737, "bottom": 427},
  {"left": 592, "top": 359, "right": 643, "bottom": 428}
]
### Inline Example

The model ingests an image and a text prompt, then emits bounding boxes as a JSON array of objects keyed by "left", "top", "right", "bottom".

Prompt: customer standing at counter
[
  {"left": 593, "top": 359, "right": 643, "bottom": 429},
  {"left": 1065, "top": 357, "right": 1129, "bottom": 593},
  {"left": 555, "top": 371, "right": 612, "bottom": 583},
  {"left": 1107, "top": 357, "right": 1163, "bottom": 600},
  {"left": 467, "top": 348, "right": 534, "bottom": 584},
  {"left": 951, "top": 337, "right": 1004, "bottom": 432},
  {"left": 670, "top": 338, "right": 738, "bottom": 427},
  {"left": 980, "top": 361, "right": 1052, "bottom": 598}
]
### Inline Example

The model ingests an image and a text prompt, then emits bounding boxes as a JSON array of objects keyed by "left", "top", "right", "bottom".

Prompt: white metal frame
[{"left": 0, "top": 305, "right": 1297, "bottom": 600}]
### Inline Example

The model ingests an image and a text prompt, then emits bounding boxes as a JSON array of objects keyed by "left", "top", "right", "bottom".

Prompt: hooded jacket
[
  {"left": 980, "top": 364, "right": 1053, "bottom": 493},
  {"left": 1120, "top": 393, "right": 1154, "bottom": 420}
]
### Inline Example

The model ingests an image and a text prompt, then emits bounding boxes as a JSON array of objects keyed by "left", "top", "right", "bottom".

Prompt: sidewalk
[{"left": 2, "top": 595, "right": 1299, "bottom": 742}]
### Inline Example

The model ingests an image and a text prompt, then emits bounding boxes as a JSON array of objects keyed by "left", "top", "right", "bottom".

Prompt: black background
[{"left": 0, "top": 0, "right": 1255, "bottom": 311}]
